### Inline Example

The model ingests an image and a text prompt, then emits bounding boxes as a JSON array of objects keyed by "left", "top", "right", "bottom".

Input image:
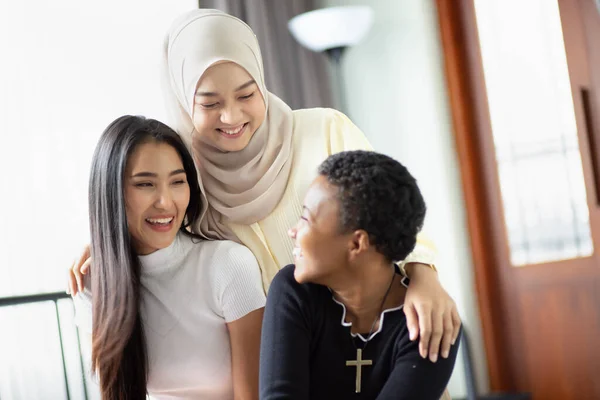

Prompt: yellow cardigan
[{"left": 227, "top": 108, "right": 437, "bottom": 291}]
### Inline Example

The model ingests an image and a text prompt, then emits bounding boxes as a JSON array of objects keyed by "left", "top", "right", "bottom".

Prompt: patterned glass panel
[{"left": 474, "top": 0, "right": 593, "bottom": 265}]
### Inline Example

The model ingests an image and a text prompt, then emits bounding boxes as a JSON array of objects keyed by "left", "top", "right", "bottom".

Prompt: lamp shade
[{"left": 288, "top": 6, "right": 374, "bottom": 53}]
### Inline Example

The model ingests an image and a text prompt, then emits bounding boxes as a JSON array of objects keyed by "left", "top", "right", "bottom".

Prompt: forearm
[
  {"left": 404, "top": 262, "right": 438, "bottom": 281},
  {"left": 232, "top": 355, "right": 260, "bottom": 400},
  {"left": 228, "top": 308, "right": 264, "bottom": 400}
]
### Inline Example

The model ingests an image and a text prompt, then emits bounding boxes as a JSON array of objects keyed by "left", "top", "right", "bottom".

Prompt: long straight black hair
[{"left": 88, "top": 115, "right": 202, "bottom": 399}]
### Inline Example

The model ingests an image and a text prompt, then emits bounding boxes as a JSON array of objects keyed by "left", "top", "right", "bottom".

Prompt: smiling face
[
  {"left": 124, "top": 141, "right": 190, "bottom": 255},
  {"left": 288, "top": 175, "right": 355, "bottom": 285},
  {"left": 192, "top": 61, "right": 266, "bottom": 152}
]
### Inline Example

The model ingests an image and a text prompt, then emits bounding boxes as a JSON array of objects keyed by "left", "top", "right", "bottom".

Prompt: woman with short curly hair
[{"left": 260, "top": 150, "right": 461, "bottom": 400}]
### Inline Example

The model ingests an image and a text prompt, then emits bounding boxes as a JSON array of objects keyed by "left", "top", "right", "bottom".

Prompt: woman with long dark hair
[{"left": 75, "top": 115, "right": 265, "bottom": 399}]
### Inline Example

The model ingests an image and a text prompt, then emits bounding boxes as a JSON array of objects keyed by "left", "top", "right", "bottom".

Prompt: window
[
  {"left": 0, "top": 1, "right": 196, "bottom": 398},
  {"left": 474, "top": 0, "right": 593, "bottom": 265}
]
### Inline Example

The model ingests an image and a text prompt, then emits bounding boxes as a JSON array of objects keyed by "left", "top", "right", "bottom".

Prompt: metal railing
[{"left": 0, "top": 292, "right": 89, "bottom": 400}]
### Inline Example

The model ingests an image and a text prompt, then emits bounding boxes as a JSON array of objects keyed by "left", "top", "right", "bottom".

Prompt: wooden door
[{"left": 436, "top": 0, "right": 600, "bottom": 399}]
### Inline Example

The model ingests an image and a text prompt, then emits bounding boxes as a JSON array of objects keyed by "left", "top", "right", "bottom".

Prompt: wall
[
  {"left": 314, "top": 0, "right": 490, "bottom": 396},
  {"left": 0, "top": 1, "right": 197, "bottom": 398}
]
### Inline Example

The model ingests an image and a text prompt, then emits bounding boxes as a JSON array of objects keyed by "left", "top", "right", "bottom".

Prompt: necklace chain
[{"left": 353, "top": 268, "right": 396, "bottom": 351}]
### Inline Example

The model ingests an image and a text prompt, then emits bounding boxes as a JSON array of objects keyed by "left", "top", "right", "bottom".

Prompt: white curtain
[{"left": 0, "top": 1, "right": 196, "bottom": 398}]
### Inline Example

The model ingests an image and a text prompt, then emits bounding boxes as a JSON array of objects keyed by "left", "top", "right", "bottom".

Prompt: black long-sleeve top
[{"left": 260, "top": 264, "right": 460, "bottom": 400}]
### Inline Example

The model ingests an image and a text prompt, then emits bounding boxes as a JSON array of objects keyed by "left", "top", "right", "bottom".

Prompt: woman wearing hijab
[{"left": 69, "top": 9, "right": 460, "bottom": 367}]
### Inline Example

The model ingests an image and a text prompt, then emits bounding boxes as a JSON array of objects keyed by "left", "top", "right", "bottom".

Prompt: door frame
[
  {"left": 435, "top": 0, "right": 600, "bottom": 392},
  {"left": 435, "top": 0, "right": 512, "bottom": 389}
]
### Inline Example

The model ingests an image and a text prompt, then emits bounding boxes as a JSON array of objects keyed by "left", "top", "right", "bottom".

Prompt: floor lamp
[{"left": 288, "top": 6, "right": 373, "bottom": 115}]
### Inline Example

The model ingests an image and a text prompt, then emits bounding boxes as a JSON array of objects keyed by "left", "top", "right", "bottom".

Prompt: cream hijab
[{"left": 162, "top": 9, "right": 294, "bottom": 240}]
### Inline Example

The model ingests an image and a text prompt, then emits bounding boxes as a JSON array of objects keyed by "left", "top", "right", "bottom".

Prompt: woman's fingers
[
  {"left": 427, "top": 310, "right": 444, "bottom": 362},
  {"left": 81, "top": 257, "right": 92, "bottom": 276},
  {"left": 439, "top": 310, "right": 455, "bottom": 359},
  {"left": 404, "top": 303, "right": 420, "bottom": 341},
  {"left": 67, "top": 263, "right": 78, "bottom": 295},
  {"left": 416, "top": 303, "right": 433, "bottom": 359},
  {"left": 70, "top": 244, "right": 91, "bottom": 295},
  {"left": 451, "top": 308, "right": 462, "bottom": 345}
]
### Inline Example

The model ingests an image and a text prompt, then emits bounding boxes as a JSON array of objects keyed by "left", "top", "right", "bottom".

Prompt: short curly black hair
[{"left": 318, "top": 150, "right": 426, "bottom": 262}]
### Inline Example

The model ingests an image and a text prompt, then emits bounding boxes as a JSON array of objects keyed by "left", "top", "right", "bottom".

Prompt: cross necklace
[{"left": 345, "top": 269, "right": 396, "bottom": 394}]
